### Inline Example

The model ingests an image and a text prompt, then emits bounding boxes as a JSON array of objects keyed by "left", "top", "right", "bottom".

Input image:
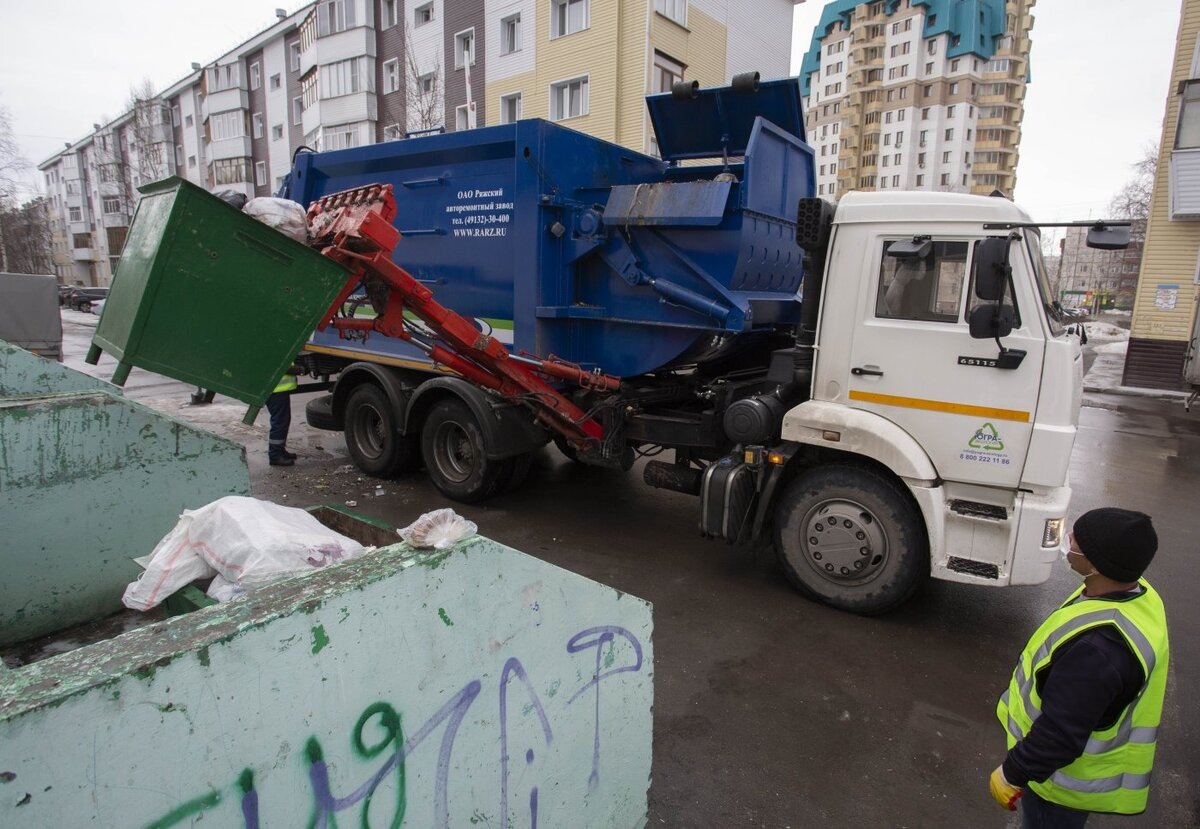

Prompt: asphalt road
[{"left": 61, "top": 311, "right": 1199, "bottom": 827}]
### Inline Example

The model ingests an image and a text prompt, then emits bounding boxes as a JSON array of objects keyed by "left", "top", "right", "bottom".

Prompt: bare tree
[
  {"left": 0, "top": 197, "right": 53, "bottom": 274},
  {"left": 0, "top": 106, "right": 30, "bottom": 271},
  {"left": 126, "top": 79, "right": 169, "bottom": 186},
  {"left": 404, "top": 24, "right": 444, "bottom": 135},
  {"left": 1108, "top": 144, "right": 1157, "bottom": 228}
]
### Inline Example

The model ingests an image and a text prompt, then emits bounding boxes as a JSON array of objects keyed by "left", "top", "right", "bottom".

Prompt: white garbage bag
[
  {"left": 123, "top": 496, "right": 367, "bottom": 610},
  {"left": 398, "top": 509, "right": 478, "bottom": 549},
  {"left": 244, "top": 197, "right": 309, "bottom": 244}
]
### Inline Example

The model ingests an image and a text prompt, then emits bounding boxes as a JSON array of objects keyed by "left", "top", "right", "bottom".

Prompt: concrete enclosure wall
[
  {"left": 0, "top": 536, "right": 654, "bottom": 827},
  {"left": 0, "top": 341, "right": 249, "bottom": 645}
]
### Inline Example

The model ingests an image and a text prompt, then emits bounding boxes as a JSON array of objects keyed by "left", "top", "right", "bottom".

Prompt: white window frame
[
  {"left": 272, "top": 124, "right": 284, "bottom": 140},
  {"left": 653, "top": 52, "right": 685, "bottom": 94},
  {"left": 455, "top": 104, "right": 470, "bottom": 131},
  {"left": 500, "top": 91, "right": 522, "bottom": 124},
  {"left": 654, "top": 0, "right": 686, "bottom": 26},
  {"left": 270, "top": 73, "right": 282, "bottom": 91},
  {"left": 188, "top": 155, "right": 196, "bottom": 168},
  {"left": 501, "top": 13, "right": 521, "bottom": 55},
  {"left": 289, "top": 42, "right": 301, "bottom": 72},
  {"left": 551, "top": 0, "right": 589, "bottom": 39},
  {"left": 455, "top": 28, "right": 476, "bottom": 70},
  {"left": 250, "top": 62, "right": 261, "bottom": 90},
  {"left": 383, "top": 58, "right": 400, "bottom": 94},
  {"left": 210, "top": 110, "right": 246, "bottom": 141},
  {"left": 292, "top": 96, "right": 303, "bottom": 125},
  {"left": 550, "top": 75, "right": 589, "bottom": 121},
  {"left": 383, "top": 0, "right": 400, "bottom": 28},
  {"left": 68, "top": 206, "right": 83, "bottom": 222},
  {"left": 414, "top": 2, "right": 434, "bottom": 27},
  {"left": 383, "top": 123, "right": 403, "bottom": 141},
  {"left": 252, "top": 112, "right": 264, "bottom": 139},
  {"left": 185, "top": 113, "right": 194, "bottom": 128},
  {"left": 255, "top": 161, "right": 267, "bottom": 186}
]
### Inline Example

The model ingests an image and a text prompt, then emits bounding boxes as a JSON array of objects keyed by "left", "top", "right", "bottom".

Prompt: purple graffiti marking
[
  {"left": 499, "top": 657, "right": 554, "bottom": 829},
  {"left": 306, "top": 679, "right": 481, "bottom": 829},
  {"left": 566, "top": 626, "right": 644, "bottom": 792}
]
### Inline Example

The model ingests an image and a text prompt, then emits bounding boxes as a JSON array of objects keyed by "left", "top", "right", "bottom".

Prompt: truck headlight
[{"left": 1042, "top": 517, "right": 1065, "bottom": 548}]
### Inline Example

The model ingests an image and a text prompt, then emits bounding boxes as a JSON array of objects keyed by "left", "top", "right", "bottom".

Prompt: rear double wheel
[
  {"left": 344, "top": 384, "right": 420, "bottom": 477},
  {"left": 422, "top": 398, "right": 528, "bottom": 503},
  {"left": 774, "top": 464, "right": 927, "bottom": 614}
]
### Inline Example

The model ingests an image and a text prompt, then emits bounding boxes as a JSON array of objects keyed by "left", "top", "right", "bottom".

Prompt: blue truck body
[{"left": 282, "top": 79, "right": 815, "bottom": 379}]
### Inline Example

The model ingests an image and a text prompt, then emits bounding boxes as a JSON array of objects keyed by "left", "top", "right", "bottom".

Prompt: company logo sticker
[{"left": 960, "top": 422, "right": 1011, "bottom": 467}]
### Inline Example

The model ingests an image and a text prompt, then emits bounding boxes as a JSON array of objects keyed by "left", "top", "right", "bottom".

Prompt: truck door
[{"left": 845, "top": 236, "right": 1044, "bottom": 488}]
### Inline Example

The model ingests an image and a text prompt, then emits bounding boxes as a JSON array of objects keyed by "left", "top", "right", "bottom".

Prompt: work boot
[
  {"left": 281, "top": 449, "right": 298, "bottom": 461},
  {"left": 269, "top": 455, "right": 295, "bottom": 467}
]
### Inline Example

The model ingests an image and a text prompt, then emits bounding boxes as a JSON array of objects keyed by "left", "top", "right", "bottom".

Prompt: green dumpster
[{"left": 87, "top": 177, "right": 349, "bottom": 420}]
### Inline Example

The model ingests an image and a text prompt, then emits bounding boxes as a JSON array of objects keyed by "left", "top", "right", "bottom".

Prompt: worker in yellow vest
[
  {"left": 991, "top": 508, "right": 1168, "bottom": 827},
  {"left": 267, "top": 368, "right": 299, "bottom": 467}
]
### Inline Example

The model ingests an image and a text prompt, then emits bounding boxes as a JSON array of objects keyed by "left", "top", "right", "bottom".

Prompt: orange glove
[{"left": 989, "top": 765, "right": 1023, "bottom": 811}]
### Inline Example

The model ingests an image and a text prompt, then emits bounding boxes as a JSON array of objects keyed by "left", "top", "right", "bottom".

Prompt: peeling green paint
[
  {"left": 310, "top": 625, "right": 330, "bottom": 655},
  {"left": 546, "top": 679, "right": 562, "bottom": 698},
  {"left": 143, "top": 789, "right": 220, "bottom": 828},
  {"left": 437, "top": 608, "right": 454, "bottom": 627},
  {"left": 197, "top": 647, "right": 210, "bottom": 668},
  {"left": 338, "top": 608, "right": 350, "bottom": 624}
]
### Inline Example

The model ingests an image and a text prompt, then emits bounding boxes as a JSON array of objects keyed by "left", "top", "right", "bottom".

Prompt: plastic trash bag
[
  {"left": 123, "top": 496, "right": 368, "bottom": 610},
  {"left": 398, "top": 508, "right": 478, "bottom": 549},
  {"left": 212, "top": 189, "right": 248, "bottom": 210},
  {"left": 244, "top": 196, "right": 309, "bottom": 244}
]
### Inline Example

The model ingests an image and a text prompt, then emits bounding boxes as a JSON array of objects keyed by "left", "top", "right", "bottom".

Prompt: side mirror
[
  {"left": 1086, "top": 224, "right": 1131, "bottom": 250},
  {"left": 973, "top": 237, "right": 1011, "bottom": 301},
  {"left": 886, "top": 237, "right": 933, "bottom": 260},
  {"left": 969, "top": 304, "right": 1015, "bottom": 340}
]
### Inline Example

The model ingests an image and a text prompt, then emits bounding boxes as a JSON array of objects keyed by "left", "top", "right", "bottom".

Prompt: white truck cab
[{"left": 774, "top": 192, "right": 1082, "bottom": 611}]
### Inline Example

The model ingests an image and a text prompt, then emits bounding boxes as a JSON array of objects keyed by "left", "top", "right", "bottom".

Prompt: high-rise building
[
  {"left": 38, "top": 0, "right": 801, "bottom": 287},
  {"left": 798, "top": 0, "right": 1034, "bottom": 200}
]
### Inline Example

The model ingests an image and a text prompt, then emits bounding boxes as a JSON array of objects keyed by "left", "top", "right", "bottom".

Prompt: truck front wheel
[
  {"left": 345, "top": 384, "right": 420, "bottom": 477},
  {"left": 421, "top": 398, "right": 505, "bottom": 503},
  {"left": 774, "top": 464, "right": 927, "bottom": 614}
]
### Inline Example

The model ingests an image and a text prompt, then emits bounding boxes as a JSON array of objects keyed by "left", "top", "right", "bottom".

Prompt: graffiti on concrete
[{"left": 146, "top": 625, "right": 644, "bottom": 829}]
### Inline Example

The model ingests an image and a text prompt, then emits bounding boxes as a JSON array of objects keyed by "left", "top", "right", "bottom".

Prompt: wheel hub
[
  {"left": 801, "top": 499, "right": 888, "bottom": 583},
  {"left": 434, "top": 420, "right": 474, "bottom": 483}
]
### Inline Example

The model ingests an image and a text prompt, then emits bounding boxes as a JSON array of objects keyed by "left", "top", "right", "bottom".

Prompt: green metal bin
[{"left": 87, "top": 177, "right": 349, "bottom": 420}]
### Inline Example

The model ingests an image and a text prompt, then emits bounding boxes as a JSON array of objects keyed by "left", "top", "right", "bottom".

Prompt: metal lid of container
[{"left": 646, "top": 77, "right": 806, "bottom": 163}]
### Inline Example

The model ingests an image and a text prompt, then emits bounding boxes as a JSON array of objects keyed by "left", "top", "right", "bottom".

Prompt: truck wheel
[
  {"left": 495, "top": 451, "right": 535, "bottom": 494},
  {"left": 345, "top": 384, "right": 419, "bottom": 477},
  {"left": 774, "top": 464, "right": 927, "bottom": 614},
  {"left": 421, "top": 398, "right": 505, "bottom": 503}
]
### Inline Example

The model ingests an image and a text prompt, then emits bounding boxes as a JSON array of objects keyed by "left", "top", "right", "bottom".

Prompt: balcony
[
  {"left": 71, "top": 244, "right": 99, "bottom": 262},
  {"left": 1169, "top": 148, "right": 1200, "bottom": 219}
]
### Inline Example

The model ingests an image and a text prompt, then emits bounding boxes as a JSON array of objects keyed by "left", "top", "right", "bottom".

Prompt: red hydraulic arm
[{"left": 305, "top": 183, "right": 619, "bottom": 445}]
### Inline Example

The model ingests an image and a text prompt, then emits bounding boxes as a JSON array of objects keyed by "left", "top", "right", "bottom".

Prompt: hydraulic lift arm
[{"left": 305, "top": 183, "right": 619, "bottom": 448}]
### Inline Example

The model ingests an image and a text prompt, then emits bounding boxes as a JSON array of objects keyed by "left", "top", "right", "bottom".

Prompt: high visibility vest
[
  {"left": 996, "top": 580, "right": 1169, "bottom": 814},
  {"left": 273, "top": 373, "right": 297, "bottom": 393}
]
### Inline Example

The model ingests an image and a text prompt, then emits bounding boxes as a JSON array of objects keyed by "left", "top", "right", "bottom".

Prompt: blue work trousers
[{"left": 266, "top": 392, "right": 292, "bottom": 459}]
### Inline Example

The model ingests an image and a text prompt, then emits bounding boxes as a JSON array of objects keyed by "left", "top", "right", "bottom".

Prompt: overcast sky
[{"left": 0, "top": 0, "right": 1183, "bottom": 223}]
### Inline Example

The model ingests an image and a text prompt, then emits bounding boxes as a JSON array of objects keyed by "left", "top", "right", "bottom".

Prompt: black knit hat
[{"left": 1073, "top": 508, "right": 1158, "bottom": 582}]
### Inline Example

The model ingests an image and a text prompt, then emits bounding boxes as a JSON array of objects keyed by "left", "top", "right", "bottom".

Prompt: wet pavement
[{"left": 58, "top": 311, "right": 1200, "bottom": 827}]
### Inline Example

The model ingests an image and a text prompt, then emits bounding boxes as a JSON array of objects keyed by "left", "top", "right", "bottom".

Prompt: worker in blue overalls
[{"left": 267, "top": 368, "right": 299, "bottom": 467}]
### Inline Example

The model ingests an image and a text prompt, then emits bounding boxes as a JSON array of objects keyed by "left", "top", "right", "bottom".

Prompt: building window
[
  {"left": 1178, "top": 80, "right": 1200, "bottom": 148},
  {"left": 270, "top": 73, "right": 282, "bottom": 91},
  {"left": 211, "top": 158, "right": 253, "bottom": 185},
  {"left": 289, "top": 42, "right": 301, "bottom": 72},
  {"left": 188, "top": 155, "right": 196, "bottom": 168},
  {"left": 419, "top": 73, "right": 436, "bottom": 95},
  {"left": 655, "top": 0, "right": 686, "bottom": 25},
  {"left": 171, "top": 106, "right": 180, "bottom": 127},
  {"left": 916, "top": 174, "right": 924, "bottom": 186},
  {"left": 940, "top": 173, "right": 950, "bottom": 186},
  {"left": 927, "top": 39, "right": 937, "bottom": 55},
  {"left": 292, "top": 96, "right": 303, "bottom": 124},
  {"left": 455, "top": 104, "right": 470, "bottom": 131},
  {"left": 252, "top": 113, "right": 264, "bottom": 139},
  {"left": 950, "top": 58, "right": 960, "bottom": 72},
  {"left": 272, "top": 124, "right": 284, "bottom": 140},
  {"left": 550, "top": 76, "right": 589, "bottom": 120},
  {"left": 175, "top": 144, "right": 184, "bottom": 167},
  {"left": 255, "top": 161, "right": 267, "bottom": 186},
  {"left": 654, "top": 52, "right": 685, "bottom": 94},
  {"left": 383, "top": 0, "right": 400, "bottom": 28},
  {"left": 72, "top": 233, "right": 91, "bottom": 249},
  {"left": 317, "top": 0, "right": 356, "bottom": 36},
  {"left": 501, "top": 13, "right": 521, "bottom": 54},
  {"left": 923, "top": 84, "right": 933, "bottom": 97},
  {"left": 947, "top": 105, "right": 956, "bottom": 117},
  {"left": 551, "top": 0, "right": 589, "bottom": 38},
  {"left": 68, "top": 206, "right": 83, "bottom": 222},
  {"left": 949, "top": 82, "right": 959, "bottom": 95},
  {"left": 944, "top": 128, "right": 953, "bottom": 140},
  {"left": 383, "top": 123, "right": 403, "bottom": 140},
  {"left": 925, "top": 62, "right": 934, "bottom": 75},
  {"left": 500, "top": 92, "right": 522, "bottom": 124},
  {"left": 210, "top": 110, "right": 246, "bottom": 141},
  {"left": 320, "top": 57, "right": 372, "bottom": 98},
  {"left": 942, "top": 151, "right": 951, "bottom": 163},
  {"left": 250, "top": 62, "right": 261, "bottom": 90},
  {"left": 323, "top": 123, "right": 358, "bottom": 151},
  {"left": 888, "top": 65, "right": 908, "bottom": 80},
  {"left": 414, "top": 2, "right": 434, "bottom": 27},
  {"left": 455, "top": 29, "right": 475, "bottom": 69},
  {"left": 383, "top": 59, "right": 400, "bottom": 93}
]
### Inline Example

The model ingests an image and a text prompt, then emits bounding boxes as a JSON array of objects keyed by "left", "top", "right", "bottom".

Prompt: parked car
[
  {"left": 67, "top": 287, "right": 109, "bottom": 312},
  {"left": 90, "top": 298, "right": 107, "bottom": 317},
  {"left": 58, "top": 284, "right": 75, "bottom": 306}
]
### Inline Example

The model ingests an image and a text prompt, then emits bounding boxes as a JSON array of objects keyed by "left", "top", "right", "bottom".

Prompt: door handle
[{"left": 852, "top": 366, "right": 884, "bottom": 377}]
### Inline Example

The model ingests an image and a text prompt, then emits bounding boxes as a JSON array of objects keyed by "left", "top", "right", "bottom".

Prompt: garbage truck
[{"left": 91, "top": 76, "right": 1118, "bottom": 613}]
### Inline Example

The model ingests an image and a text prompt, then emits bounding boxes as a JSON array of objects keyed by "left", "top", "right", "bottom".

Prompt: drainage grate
[
  {"left": 950, "top": 500, "right": 1008, "bottom": 521},
  {"left": 948, "top": 557, "right": 1000, "bottom": 579}
]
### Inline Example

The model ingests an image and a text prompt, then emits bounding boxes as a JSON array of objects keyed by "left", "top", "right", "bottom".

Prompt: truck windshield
[{"left": 1024, "top": 230, "right": 1066, "bottom": 337}]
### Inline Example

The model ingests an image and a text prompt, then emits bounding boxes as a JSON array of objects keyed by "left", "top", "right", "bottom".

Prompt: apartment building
[
  {"left": 1056, "top": 220, "right": 1144, "bottom": 312},
  {"left": 799, "top": 0, "right": 1034, "bottom": 200},
  {"left": 1122, "top": 0, "right": 1200, "bottom": 390},
  {"left": 39, "top": 0, "right": 800, "bottom": 286}
]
